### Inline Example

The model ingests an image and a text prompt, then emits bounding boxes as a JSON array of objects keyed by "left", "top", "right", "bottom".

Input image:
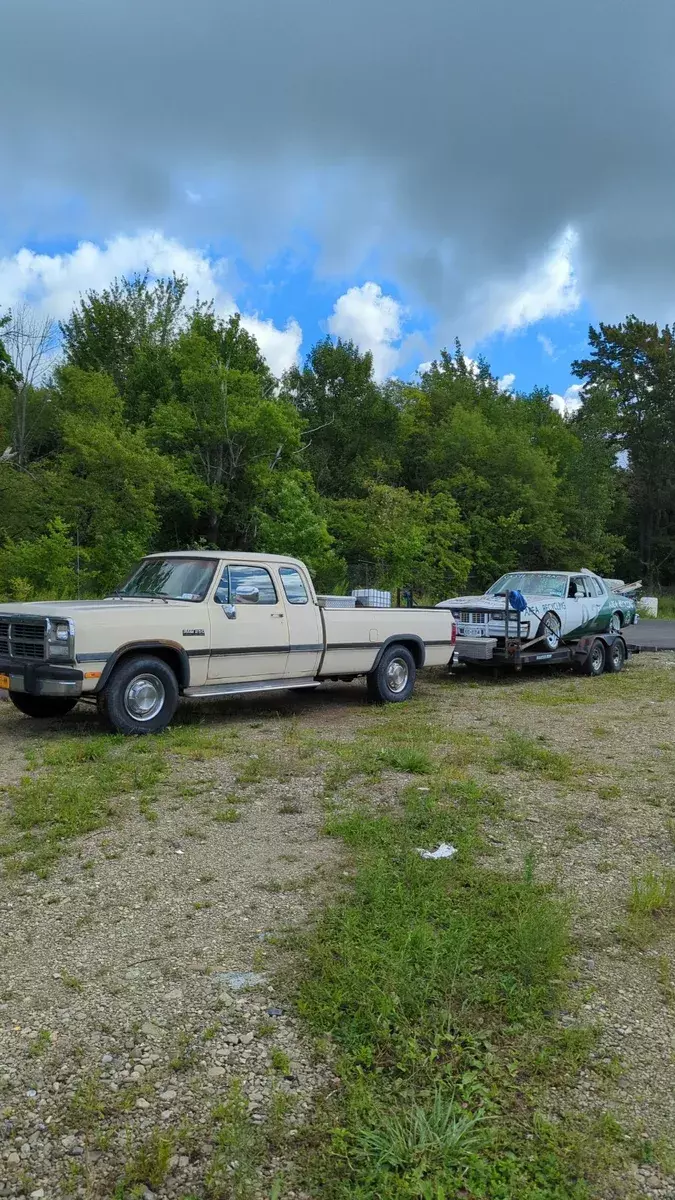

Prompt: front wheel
[
  {"left": 97, "top": 655, "right": 179, "bottom": 735},
  {"left": 608, "top": 612, "right": 622, "bottom": 634},
  {"left": 9, "top": 693, "right": 78, "bottom": 719},
  {"left": 366, "top": 644, "right": 416, "bottom": 704},
  {"left": 537, "top": 611, "right": 562, "bottom": 650}
]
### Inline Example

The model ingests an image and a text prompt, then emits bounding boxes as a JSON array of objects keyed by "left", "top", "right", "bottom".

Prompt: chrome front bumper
[{"left": 0, "top": 659, "right": 83, "bottom": 698}]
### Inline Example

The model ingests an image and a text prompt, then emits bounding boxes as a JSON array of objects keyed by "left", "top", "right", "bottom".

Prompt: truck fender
[
  {"left": 371, "top": 634, "right": 426, "bottom": 671},
  {"left": 95, "top": 641, "right": 191, "bottom": 692}
]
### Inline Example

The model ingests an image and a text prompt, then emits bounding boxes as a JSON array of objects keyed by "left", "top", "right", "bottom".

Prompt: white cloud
[
  {"left": 498, "top": 372, "right": 516, "bottom": 393},
  {"left": 471, "top": 227, "right": 580, "bottom": 339},
  {"left": 417, "top": 360, "right": 433, "bottom": 375},
  {"left": 537, "top": 333, "right": 556, "bottom": 358},
  {"left": 550, "top": 383, "right": 583, "bottom": 416},
  {"left": 240, "top": 315, "right": 302, "bottom": 377},
  {"left": 0, "top": 231, "right": 302, "bottom": 376},
  {"left": 327, "top": 282, "right": 405, "bottom": 381}
]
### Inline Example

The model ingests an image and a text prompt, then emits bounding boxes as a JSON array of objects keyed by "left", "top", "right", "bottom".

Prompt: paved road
[{"left": 625, "top": 619, "right": 675, "bottom": 652}]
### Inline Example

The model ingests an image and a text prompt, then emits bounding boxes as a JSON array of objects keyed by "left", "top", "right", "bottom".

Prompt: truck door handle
[{"left": 271, "top": 613, "right": 284, "bottom": 619}]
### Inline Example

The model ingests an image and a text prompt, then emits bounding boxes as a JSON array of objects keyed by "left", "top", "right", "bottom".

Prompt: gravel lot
[{"left": 1, "top": 658, "right": 674, "bottom": 1199}]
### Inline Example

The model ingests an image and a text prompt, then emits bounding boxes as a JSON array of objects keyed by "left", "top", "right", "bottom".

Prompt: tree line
[{"left": 0, "top": 276, "right": 671, "bottom": 602}]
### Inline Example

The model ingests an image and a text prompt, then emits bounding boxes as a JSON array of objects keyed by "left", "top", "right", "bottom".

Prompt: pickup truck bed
[{"left": 0, "top": 551, "right": 455, "bottom": 734}]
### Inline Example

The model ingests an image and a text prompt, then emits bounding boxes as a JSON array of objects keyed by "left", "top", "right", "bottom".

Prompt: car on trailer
[{"left": 437, "top": 569, "right": 637, "bottom": 651}]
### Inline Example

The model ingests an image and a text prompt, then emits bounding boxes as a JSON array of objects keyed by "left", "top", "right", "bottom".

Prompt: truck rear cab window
[
  {"left": 279, "top": 566, "right": 309, "bottom": 605},
  {"left": 215, "top": 565, "right": 278, "bottom": 605}
]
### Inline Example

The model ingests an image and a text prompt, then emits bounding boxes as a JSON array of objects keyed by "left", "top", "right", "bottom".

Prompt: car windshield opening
[
  {"left": 487, "top": 572, "right": 568, "bottom": 599},
  {"left": 116, "top": 557, "right": 218, "bottom": 602}
]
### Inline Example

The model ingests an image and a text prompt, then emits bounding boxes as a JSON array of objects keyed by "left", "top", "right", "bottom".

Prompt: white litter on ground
[{"left": 415, "top": 843, "right": 457, "bottom": 860}]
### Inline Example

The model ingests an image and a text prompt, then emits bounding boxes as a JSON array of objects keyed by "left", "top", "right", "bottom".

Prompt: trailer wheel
[
  {"left": 581, "top": 639, "right": 606, "bottom": 676},
  {"left": 537, "top": 611, "right": 562, "bottom": 650},
  {"left": 97, "top": 654, "right": 179, "bottom": 735},
  {"left": 604, "top": 638, "right": 626, "bottom": 673},
  {"left": 367, "top": 644, "right": 416, "bottom": 704}
]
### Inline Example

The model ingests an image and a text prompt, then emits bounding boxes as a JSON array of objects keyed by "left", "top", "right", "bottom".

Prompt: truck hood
[{"left": 0, "top": 598, "right": 197, "bottom": 616}]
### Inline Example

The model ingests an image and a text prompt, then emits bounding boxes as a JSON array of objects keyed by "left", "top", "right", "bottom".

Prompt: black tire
[
  {"left": 97, "top": 654, "right": 179, "bottom": 735},
  {"left": 608, "top": 611, "right": 623, "bottom": 634},
  {"left": 9, "top": 693, "right": 78, "bottom": 719},
  {"left": 366, "top": 644, "right": 416, "bottom": 704},
  {"left": 581, "top": 639, "right": 606, "bottom": 676},
  {"left": 536, "top": 611, "right": 562, "bottom": 650},
  {"left": 604, "top": 637, "right": 626, "bottom": 673}
]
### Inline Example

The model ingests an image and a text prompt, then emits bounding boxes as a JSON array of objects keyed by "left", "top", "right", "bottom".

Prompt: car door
[
  {"left": 207, "top": 563, "right": 290, "bottom": 682},
  {"left": 566, "top": 575, "right": 595, "bottom": 636},
  {"left": 275, "top": 564, "right": 323, "bottom": 679}
]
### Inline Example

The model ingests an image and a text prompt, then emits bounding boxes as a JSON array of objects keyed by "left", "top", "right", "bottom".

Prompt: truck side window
[
  {"left": 230, "top": 565, "right": 278, "bottom": 604},
  {"left": 279, "top": 566, "right": 309, "bottom": 605}
]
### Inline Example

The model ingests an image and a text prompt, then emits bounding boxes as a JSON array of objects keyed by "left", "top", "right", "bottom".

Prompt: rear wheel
[
  {"left": 537, "top": 611, "right": 562, "bottom": 650},
  {"left": 97, "top": 655, "right": 179, "bottom": 735},
  {"left": 9, "top": 693, "right": 78, "bottom": 719},
  {"left": 608, "top": 611, "right": 622, "bottom": 634},
  {"left": 581, "top": 639, "right": 606, "bottom": 676},
  {"left": 604, "top": 637, "right": 626, "bottom": 673},
  {"left": 367, "top": 644, "right": 416, "bottom": 704}
]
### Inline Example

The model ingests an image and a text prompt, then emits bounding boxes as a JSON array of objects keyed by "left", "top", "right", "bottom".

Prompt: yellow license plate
[{"left": 0, "top": 674, "right": 9, "bottom": 690}]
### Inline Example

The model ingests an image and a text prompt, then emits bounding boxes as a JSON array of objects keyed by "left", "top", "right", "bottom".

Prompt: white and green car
[{"left": 438, "top": 570, "right": 638, "bottom": 649}]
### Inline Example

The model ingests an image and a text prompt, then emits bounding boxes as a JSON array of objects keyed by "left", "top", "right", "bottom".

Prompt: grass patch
[
  {"left": 0, "top": 734, "right": 168, "bottom": 876},
  {"left": 519, "top": 683, "right": 597, "bottom": 708},
  {"left": 618, "top": 868, "right": 675, "bottom": 947},
  {"left": 493, "top": 731, "right": 575, "bottom": 781},
  {"left": 290, "top": 774, "right": 622, "bottom": 1197}
]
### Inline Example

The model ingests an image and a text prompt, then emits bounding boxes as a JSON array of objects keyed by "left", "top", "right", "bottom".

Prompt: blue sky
[{"left": 0, "top": 224, "right": 590, "bottom": 413}]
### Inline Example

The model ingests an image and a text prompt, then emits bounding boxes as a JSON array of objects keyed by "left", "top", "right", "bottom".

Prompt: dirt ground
[{"left": 0, "top": 655, "right": 674, "bottom": 1199}]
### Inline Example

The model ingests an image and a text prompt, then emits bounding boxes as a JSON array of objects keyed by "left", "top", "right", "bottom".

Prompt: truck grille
[{"left": 0, "top": 619, "right": 46, "bottom": 661}]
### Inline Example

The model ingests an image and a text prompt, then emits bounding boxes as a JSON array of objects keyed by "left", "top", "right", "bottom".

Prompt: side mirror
[
  {"left": 235, "top": 585, "right": 260, "bottom": 605},
  {"left": 221, "top": 603, "right": 237, "bottom": 620}
]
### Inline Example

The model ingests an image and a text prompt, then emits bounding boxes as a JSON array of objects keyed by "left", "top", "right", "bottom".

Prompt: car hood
[{"left": 437, "top": 594, "right": 559, "bottom": 610}]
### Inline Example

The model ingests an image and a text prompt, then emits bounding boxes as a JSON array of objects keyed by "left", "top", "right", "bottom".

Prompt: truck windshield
[
  {"left": 487, "top": 572, "right": 568, "bottom": 598},
  {"left": 115, "top": 557, "right": 218, "bottom": 602}
]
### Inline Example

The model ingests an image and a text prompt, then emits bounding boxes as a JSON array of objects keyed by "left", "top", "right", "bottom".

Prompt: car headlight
[{"left": 47, "top": 619, "right": 74, "bottom": 661}]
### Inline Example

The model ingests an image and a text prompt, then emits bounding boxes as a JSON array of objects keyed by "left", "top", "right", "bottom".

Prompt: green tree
[
  {"left": 282, "top": 338, "right": 399, "bottom": 498},
  {"left": 60, "top": 273, "right": 187, "bottom": 402},
  {"left": 328, "top": 483, "right": 470, "bottom": 598},
  {"left": 573, "top": 317, "right": 675, "bottom": 585}
]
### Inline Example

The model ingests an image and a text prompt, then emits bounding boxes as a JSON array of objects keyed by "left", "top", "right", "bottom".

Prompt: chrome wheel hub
[
  {"left": 609, "top": 615, "right": 621, "bottom": 633},
  {"left": 591, "top": 646, "right": 604, "bottom": 671},
  {"left": 124, "top": 673, "right": 165, "bottom": 721},
  {"left": 385, "top": 657, "right": 409, "bottom": 693}
]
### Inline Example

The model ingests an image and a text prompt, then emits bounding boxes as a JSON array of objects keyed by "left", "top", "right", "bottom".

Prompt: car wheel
[
  {"left": 97, "top": 654, "right": 179, "bottom": 735},
  {"left": 537, "top": 611, "right": 562, "bottom": 650},
  {"left": 607, "top": 611, "right": 622, "bottom": 634},
  {"left": 8, "top": 693, "right": 78, "bottom": 719},
  {"left": 604, "top": 637, "right": 626, "bottom": 673},
  {"left": 581, "top": 639, "right": 606, "bottom": 676},
  {"left": 366, "top": 644, "right": 416, "bottom": 704}
]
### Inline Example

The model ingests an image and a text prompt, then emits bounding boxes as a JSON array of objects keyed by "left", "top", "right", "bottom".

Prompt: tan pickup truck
[{"left": 0, "top": 551, "right": 455, "bottom": 734}]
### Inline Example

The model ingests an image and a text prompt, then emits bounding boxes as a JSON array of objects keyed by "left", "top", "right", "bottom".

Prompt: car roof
[{"left": 144, "top": 550, "right": 305, "bottom": 566}]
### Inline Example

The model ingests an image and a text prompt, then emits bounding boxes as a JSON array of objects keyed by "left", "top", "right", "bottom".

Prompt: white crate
[
  {"left": 351, "top": 588, "right": 392, "bottom": 608},
  {"left": 317, "top": 594, "right": 357, "bottom": 608}
]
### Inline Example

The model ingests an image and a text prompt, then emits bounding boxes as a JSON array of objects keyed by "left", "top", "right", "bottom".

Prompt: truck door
[
  {"left": 275, "top": 565, "right": 323, "bottom": 679},
  {"left": 208, "top": 563, "right": 290, "bottom": 682}
]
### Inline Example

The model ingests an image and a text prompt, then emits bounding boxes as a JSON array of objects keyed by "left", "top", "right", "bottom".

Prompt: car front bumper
[{"left": 0, "top": 658, "right": 83, "bottom": 698}]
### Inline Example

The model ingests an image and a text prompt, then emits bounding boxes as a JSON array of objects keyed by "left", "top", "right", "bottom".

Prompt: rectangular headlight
[{"left": 47, "top": 618, "right": 74, "bottom": 660}]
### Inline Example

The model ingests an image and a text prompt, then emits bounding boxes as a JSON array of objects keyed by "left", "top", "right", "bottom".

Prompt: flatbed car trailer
[{"left": 452, "top": 602, "right": 631, "bottom": 675}]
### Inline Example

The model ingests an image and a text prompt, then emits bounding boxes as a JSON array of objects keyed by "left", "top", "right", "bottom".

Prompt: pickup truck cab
[{"left": 0, "top": 551, "right": 455, "bottom": 734}]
